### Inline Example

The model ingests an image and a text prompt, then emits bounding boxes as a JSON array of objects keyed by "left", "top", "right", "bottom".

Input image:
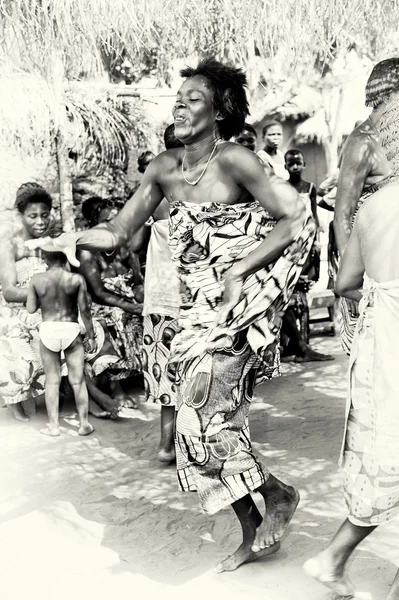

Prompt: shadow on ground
[{"left": 0, "top": 335, "right": 397, "bottom": 600}]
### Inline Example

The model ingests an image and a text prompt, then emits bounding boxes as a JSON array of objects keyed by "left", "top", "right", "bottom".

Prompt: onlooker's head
[
  {"left": 42, "top": 250, "right": 68, "bottom": 267},
  {"left": 235, "top": 123, "right": 257, "bottom": 152},
  {"left": 81, "top": 196, "right": 105, "bottom": 228},
  {"left": 284, "top": 149, "right": 306, "bottom": 175},
  {"left": 164, "top": 124, "right": 184, "bottom": 150},
  {"left": 365, "top": 58, "right": 399, "bottom": 108},
  {"left": 137, "top": 150, "right": 155, "bottom": 174},
  {"left": 262, "top": 120, "right": 284, "bottom": 150},
  {"left": 176, "top": 57, "right": 249, "bottom": 142},
  {"left": 15, "top": 183, "right": 53, "bottom": 238}
]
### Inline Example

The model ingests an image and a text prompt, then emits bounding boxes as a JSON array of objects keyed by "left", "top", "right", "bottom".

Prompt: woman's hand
[
  {"left": 215, "top": 271, "right": 245, "bottom": 327},
  {"left": 123, "top": 303, "right": 143, "bottom": 315},
  {"left": 25, "top": 233, "right": 80, "bottom": 268}
]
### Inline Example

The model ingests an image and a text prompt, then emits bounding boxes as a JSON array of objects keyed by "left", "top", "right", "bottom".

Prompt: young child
[
  {"left": 284, "top": 149, "right": 319, "bottom": 226},
  {"left": 27, "top": 250, "right": 95, "bottom": 437}
]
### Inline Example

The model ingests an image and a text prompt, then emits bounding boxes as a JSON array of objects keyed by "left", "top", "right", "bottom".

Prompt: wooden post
[{"left": 55, "top": 130, "right": 75, "bottom": 233}]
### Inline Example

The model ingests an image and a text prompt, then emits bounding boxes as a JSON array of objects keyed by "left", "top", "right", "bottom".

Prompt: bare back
[
  {"left": 345, "top": 120, "right": 391, "bottom": 188},
  {"left": 357, "top": 182, "right": 399, "bottom": 282},
  {"left": 32, "top": 267, "right": 82, "bottom": 322}
]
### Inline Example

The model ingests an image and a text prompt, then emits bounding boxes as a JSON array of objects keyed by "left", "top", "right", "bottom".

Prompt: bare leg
[
  {"left": 9, "top": 402, "right": 30, "bottom": 423},
  {"left": 85, "top": 375, "right": 117, "bottom": 418},
  {"left": 214, "top": 494, "right": 280, "bottom": 573},
  {"left": 303, "top": 518, "right": 376, "bottom": 597},
  {"left": 252, "top": 473, "right": 300, "bottom": 550},
  {"left": 38, "top": 341, "right": 62, "bottom": 437},
  {"left": 158, "top": 405, "right": 176, "bottom": 463},
  {"left": 64, "top": 336, "right": 94, "bottom": 436},
  {"left": 109, "top": 379, "right": 137, "bottom": 409},
  {"left": 387, "top": 569, "right": 399, "bottom": 600}
]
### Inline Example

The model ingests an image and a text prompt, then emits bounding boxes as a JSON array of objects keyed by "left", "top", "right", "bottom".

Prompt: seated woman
[{"left": 77, "top": 199, "right": 144, "bottom": 406}]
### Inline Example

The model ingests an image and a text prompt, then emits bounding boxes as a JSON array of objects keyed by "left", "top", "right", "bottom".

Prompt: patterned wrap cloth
[
  {"left": 168, "top": 200, "right": 316, "bottom": 514},
  {"left": 341, "top": 276, "right": 399, "bottom": 525},
  {"left": 90, "top": 272, "right": 143, "bottom": 379},
  {"left": 142, "top": 219, "right": 181, "bottom": 406}
]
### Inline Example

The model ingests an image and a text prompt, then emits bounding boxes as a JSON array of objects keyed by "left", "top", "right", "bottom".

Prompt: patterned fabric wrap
[
  {"left": 168, "top": 200, "right": 315, "bottom": 514},
  {"left": 90, "top": 273, "right": 143, "bottom": 378},
  {"left": 340, "top": 176, "right": 395, "bottom": 355},
  {"left": 142, "top": 314, "right": 179, "bottom": 406},
  {"left": 0, "top": 256, "right": 47, "bottom": 405},
  {"left": 341, "top": 277, "right": 399, "bottom": 526},
  {"left": 169, "top": 200, "right": 316, "bottom": 374}
]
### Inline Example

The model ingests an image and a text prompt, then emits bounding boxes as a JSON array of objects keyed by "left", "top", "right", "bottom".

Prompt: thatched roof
[{"left": 0, "top": 1, "right": 398, "bottom": 86}]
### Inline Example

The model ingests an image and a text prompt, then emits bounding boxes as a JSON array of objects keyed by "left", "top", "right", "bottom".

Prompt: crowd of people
[{"left": 1, "top": 55, "right": 399, "bottom": 598}]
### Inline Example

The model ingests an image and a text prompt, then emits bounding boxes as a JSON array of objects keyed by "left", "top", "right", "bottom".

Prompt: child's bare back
[{"left": 32, "top": 267, "right": 82, "bottom": 323}]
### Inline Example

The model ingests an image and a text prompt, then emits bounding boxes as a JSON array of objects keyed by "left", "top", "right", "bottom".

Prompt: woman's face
[
  {"left": 263, "top": 125, "right": 283, "bottom": 149},
  {"left": 21, "top": 202, "right": 51, "bottom": 238},
  {"left": 173, "top": 75, "right": 219, "bottom": 143}
]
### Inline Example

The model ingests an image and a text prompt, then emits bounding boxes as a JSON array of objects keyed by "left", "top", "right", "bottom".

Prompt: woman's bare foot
[
  {"left": 88, "top": 397, "right": 111, "bottom": 419},
  {"left": 109, "top": 381, "right": 137, "bottom": 410},
  {"left": 40, "top": 425, "right": 60, "bottom": 437},
  {"left": 157, "top": 447, "right": 176, "bottom": 463},
  {"left": 252, "top": 476, "right": 300, "bottom": 550},
  {"left": 303, "top": 552, "right": 355, "bottom": 597},
  {"left": 9, "top": 402, "right": 30, "bottom": 422},
  {"left": 118, "top": 396, "right": 137, "bottom": 409},
  {"left": 78, "top": 423, "right": 94, "bottom": 436},
  {"left": 214, "top": 540, "right": 280, "bottom": 573}
]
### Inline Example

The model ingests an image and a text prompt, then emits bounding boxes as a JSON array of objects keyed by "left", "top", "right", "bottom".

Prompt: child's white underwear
[{"left": 39, "top": 321, "right": 80, "bottom": 352}]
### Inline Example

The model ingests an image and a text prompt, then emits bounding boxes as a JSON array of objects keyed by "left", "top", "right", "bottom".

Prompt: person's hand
[
  {"left": 86, "top": 337, "right": 96, "bottom": 353},
  {"left": 215, "top": 271, "right": 245, "bottom": 327},
  {"left": 124, "top": 303, "right": 143, "bottom": 315},
  {"left": 25, "top": 233, "right": 80, "bottom": 268},
  {"left": 347, "top": 299, "right": 359, "bottom": 318}
]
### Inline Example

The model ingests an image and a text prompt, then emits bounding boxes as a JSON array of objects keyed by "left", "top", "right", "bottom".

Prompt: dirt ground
[{"left": 1, "top": 334, "right": 398, "bottom": 600}]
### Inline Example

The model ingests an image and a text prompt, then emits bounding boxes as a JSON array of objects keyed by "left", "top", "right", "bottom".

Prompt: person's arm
[
  {"left": 25, "top": 157, "right": 165, "bottom": 266},
  {"left": 309, "top": 183, "right": 320, "bottom": 229},
  {"left": 76, "top": 275, "right": 95, "bottom": 350},
  {"left": 0, "top": 240, "right": 29, "bottom": 303},
  {"left": 317, "top": 170, "right": 338, "bottom": 197},
  {"left": 335, "top": 220, "right": 364, "bottom": 303},
  {"left": 77, "top": 250, "right": 142, "bottom": 314},
  {"left": 333, "top": 135, "right": 371, "bottom": 257},
  {"left": 26, "top": 278, "right": 40, "bottom": 313}
]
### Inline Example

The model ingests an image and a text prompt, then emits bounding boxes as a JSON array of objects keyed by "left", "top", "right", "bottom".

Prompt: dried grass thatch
[{"left": 0, "top": 0, "right": 398, "bottom": 86}]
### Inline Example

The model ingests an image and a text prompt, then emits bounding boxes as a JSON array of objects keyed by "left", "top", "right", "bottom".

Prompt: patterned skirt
[
  {"left": 341, "top": 307, "right": 399, "bottom": 526},
  {"left": 142, "top": 314, "right": 179, "bottom": 406},
  {"left": 175, "top": 331, "right": 269, "bottom": 515}
]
